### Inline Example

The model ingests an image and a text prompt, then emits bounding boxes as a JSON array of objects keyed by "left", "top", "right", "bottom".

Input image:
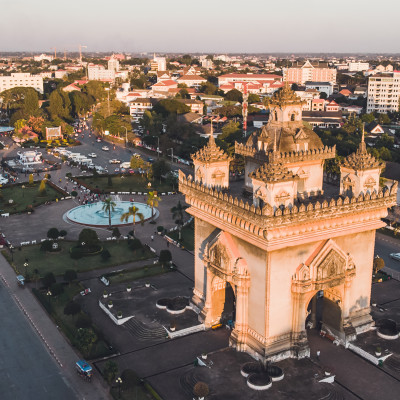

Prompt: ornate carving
[{"left": 316, "top": 250, "right": 345, "bottom": 281}]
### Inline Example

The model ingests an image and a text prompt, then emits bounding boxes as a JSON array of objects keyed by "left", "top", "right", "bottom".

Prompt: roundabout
[{"left": 66, "top": 201, "right": 156, "bottom": 227}]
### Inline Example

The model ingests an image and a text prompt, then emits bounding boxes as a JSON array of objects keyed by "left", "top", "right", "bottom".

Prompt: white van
[{"left": 120, "top": 162, "right": 131, "bottom": 169}]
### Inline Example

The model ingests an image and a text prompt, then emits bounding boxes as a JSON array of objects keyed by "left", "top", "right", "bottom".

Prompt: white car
[
  {"left": 109, "top": 159, "right": 121, "bottom": 164},
  {"left": 102, "top": 146, "right": 109, "bottom": 151},
  {"left": 88, "top": 153, "right": 97, "bottom": 158},
  {"left": 390, "top": 253, "right": 400, "bottom": 261}
]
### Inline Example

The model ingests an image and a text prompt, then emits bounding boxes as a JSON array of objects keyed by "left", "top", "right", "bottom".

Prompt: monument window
[{"left": 291, "top": 113, "right": 295, "bottom": 121}]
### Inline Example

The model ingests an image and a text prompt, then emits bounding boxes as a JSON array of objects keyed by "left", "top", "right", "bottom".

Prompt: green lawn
[
  {"left": 105, "top": 262, "right": 175, "bottom": 285},
  {"left": 33, "top": 283, "right": 113, "bottom": 359},
  {"left": 4, "top": 240, "right": 154, "bottom": 278},
  {"left": 75, "top": 174, "right": 174, "bottom": 194},
  {"left": 168, "top": 221, "right": 194, "bottom": 251},
  {"left": 0, "top": 183, "right": 63, "bottom": 214}
]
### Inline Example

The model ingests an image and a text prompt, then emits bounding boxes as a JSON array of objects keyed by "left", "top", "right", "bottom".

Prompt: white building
[
  {"left": 150, "top": 55, "right": 166, "bottom": 72},
  {"left": 108, "top": 57, "right": 120, "bottom": 72},
  {"left": 33, "top": 53, "right": 54, "bottom": 62},
  {"left": 87, "top": 64, "right": 115, "bottom": 82},
  {"left": 366, "top": 71, "right": 400, "bottom": 114},
  {"left": 305, "top": 81, "right": 334, "bottom": 96},
  {"left": 129, "top": 98, "right": 154, "bottom": 122},
  {"left": 0, "top": 73, "right": 44, "bottom": 94},
  {"left": 348, "top": 62, "right": 369, "bottom": 72}
]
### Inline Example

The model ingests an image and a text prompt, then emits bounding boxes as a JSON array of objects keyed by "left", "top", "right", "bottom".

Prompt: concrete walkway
[{"left": 0, "top": 253, "right": 111, "bottom": 400}]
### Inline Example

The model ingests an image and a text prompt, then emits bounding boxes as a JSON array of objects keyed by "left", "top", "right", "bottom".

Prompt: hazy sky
[{"left": 1, "top": 0, "right": 399, "bottom": 53}]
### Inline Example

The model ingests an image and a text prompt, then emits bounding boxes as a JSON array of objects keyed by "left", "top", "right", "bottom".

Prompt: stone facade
[{"left": 179, "top": 84, "right": 398, "bottom": 362}]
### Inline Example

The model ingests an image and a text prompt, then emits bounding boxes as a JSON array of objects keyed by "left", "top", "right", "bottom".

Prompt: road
[
  {"left": 375, "top": 231, "right": 400, "bottom": 276},
  {"left": 0, "top": 279, "right": 78, "bottom": 400}
]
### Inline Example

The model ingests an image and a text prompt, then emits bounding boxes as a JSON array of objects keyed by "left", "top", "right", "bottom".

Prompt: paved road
[
  {"left": 0, "top": 278, "right": 78, "bottom": 400},
  {"left": 0, "top": 254, "right": 111, "bottom": 400},
  {"left": 375, "top": 232, "right": 400, "bottom": 277}
]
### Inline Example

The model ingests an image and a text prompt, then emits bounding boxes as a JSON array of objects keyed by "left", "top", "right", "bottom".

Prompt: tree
[
  {"left": 378, "top": 113, "right": 391, "bottom": 125},
  {"left": 146, "top": 191, "right": 161, "bottom": 221},
  {"left": 78, "top": 228, "right": 100, "bottom": 248},
  {"left": 247, "top": 93, "right": 260, "bottom": 104},
  {"left": 47, "top": 228, "right": 60, "bottom": 240},
  {"left": 48, "top": 90, "right": 65, "bottom": 119},
  {"left": 200, "top": 82, "right": 218, "bottom": 95},
  {"left": 159, "top": 249, "right": 172, "bottom": 268},
  {"left": 152, "top": 159, "right": 170, "bottom": 181},
  {"left": 38, "top": 179, "right": 47, "bottom": 195},
  {"left": 225, "top": 89, "right": 243, "bottom": 102},
  {"left": 112, "top": 227, "right": 121, "bottom": 240},
  {"left": 103, "top": 361, "right": 118, "bottom": 384},
  {"left": 23, "top": 90, "right": 39, "bottom": 117},
  {"left": 171, "top": 201, "right": 187, "bottom": 240},
  {"left": 102, "top": 198, "right": 116, "bottom": 228},
  {"left": 193, "top": 382, "right": 209, "bottom": 399},
  {"left": 153, "top": 99, "right": 190, "bottom": 116},
  {"left": 101, "top": 249, "right": 111, "bottom": 261},
  {"left": 42, "top": 272, "right": 56, "bottom": 288},
  {"left": 120, "top": 206, "right": 144, "bottom": 237},
  {"left": 64, "top": 269, "right": 77, "bottom": 284},
  {"left": 361, "top": 113, "right": 375, "bottom": 124},
  {"left": 75, "top": 314, "right": 92, "bottom": 329},
  {"left": 120, "top": 369, "right": 138, "bottom": 390},
  {"left": 373, "top": 257, "right": 385, "bottom": 274},
  {"left": 76, "top": 328, "right": 97, "bottom": 354},
  {"left": 50, "top": 282, "right": 64, "bottom": 296},
  {"left": 130, "top": 155, "right": 146, "bottom": 170}
]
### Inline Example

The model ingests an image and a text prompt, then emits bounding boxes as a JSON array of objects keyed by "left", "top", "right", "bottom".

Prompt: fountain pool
[{"left": 66, "top": 201, "right": 156, "bottom": 227}]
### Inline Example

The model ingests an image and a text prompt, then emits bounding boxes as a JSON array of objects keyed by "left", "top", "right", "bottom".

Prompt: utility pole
[{"left": 167, "top": 148, "right": 174, "bottom": 164}]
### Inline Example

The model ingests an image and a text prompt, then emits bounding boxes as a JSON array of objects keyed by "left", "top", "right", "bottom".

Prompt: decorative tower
[
  {"left": 192, "top": 126, "right": 231, "bottom": 189},
  {"left": 250, "top": 138, "right": 298, "bottom": 209},
  {"left": 242, "top": 83, "right": 249, "bottom": 137},
  {"left": 340, "top": 128, "right": 384, "bottom": 197}
]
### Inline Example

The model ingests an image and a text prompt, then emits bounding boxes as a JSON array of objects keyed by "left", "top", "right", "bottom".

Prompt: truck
[{"left": 76, "top": 360, "right": 93, "bottom": 381}]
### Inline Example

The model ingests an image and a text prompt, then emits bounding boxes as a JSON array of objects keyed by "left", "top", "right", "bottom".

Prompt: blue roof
[
  {"left": 76, "top": 360, "right": 92, "bottom": 372},
  {"left": 0, "top": 127, "right": 13, "bottom": 133}
]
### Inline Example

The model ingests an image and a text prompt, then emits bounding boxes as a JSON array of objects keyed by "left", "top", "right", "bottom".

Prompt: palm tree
[
  {"left": 146, "top": 191, "right": 161, "bottom": 221},
  {"left": 171, "top": 201, "right": 187, "bottom": 241},
  {"left": 120, "top": 206, "right": 144, "bottom": 237},
  {"left": 102, "top": 198, "right": 116, "bottom": 228}
]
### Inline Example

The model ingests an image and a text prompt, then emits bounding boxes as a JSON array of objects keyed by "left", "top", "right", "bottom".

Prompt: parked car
[
  {"left": 100, "top": 276, "right": 110, "bottom": 286},
  {"left": 102, "top": 146, "right": 109, "bottom": 151},
  {"left": 96, "top": 137, "right": 102, "bottom": 142},
  {"left": 109, "top": 159, "right": 121, "bottom": 164},
  {"left": 80, "top": 288, "right": 91, "bottom": 296},
  {"left": 88, "top": 153, "right": 97, "bottom": 158},
  {"left": 390, "top": 253, "right": 400, "bottom": 261}
]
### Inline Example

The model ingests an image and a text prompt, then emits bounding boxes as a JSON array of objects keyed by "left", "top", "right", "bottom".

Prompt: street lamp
[
  {"left": 9, "top": 244, "right": 14, "bottom": 262},
  {"left": 150, "top": 136, "right": 160, "bottom": 159},
  {"left": 24, "top": 261, "right": 29, "bottom": 276},
  {"left": 121, "top": 126, "right": 128, "bottom": 147},
  {"left": 21, "top": 185, "right": 25, "bottom": 198},
  {"left": 105, "top": 88, "right": 111, "bottom": 117},
  {"left": 116, "top": 377, "right": 123, "bottom": 399},
  {"left": 46, "top": 290, "right": 52, "bottom": 306},
  {"left": 167, "top": 147, "right": 174, "bottom": 164}
]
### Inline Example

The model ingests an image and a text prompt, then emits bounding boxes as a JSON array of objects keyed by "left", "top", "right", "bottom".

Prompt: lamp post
[
  {"left": 24, "top": 261, "right": 29, "bottom": 276},
  {"left": 9, "top": 244, "right": 14, "bottom": 262},
  {"left": 121, "top": 126, "right": 128, "bottom": 147},
  {"left": 150, "top": 136, "right": 160, "bottom": 159},
  {"left": 167, "top": 147, "right": 174, "bottom": 164},
  {"left": 21, "top": 185, "right": 25, "bottom": 198},
  {"left": 46, "top": 290, "right": 52, "bottom": 306},
  {"left": 116, "top": 377, "right": 123, "bottom": 399},
  {"left": 105, "top": 88, "right": 111, "bottom": 117}
]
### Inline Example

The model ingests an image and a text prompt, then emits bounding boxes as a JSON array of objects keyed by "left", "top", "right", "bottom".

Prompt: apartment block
[{"left": 366, "top": 72, "right": 400, "bottom": 113}]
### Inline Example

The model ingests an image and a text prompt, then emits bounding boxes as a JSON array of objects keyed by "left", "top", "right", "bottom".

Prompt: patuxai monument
[{"left": 179, "top": 82, "right": 398, "bottom": 361}]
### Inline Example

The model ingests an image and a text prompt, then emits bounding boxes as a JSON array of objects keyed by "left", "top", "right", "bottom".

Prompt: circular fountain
[{"left": 66, "top": 201, "right": 156, "bottom": 227}]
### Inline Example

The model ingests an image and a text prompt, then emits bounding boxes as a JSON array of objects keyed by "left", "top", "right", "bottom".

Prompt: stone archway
[
  {"left": 291, "top": 239, "right": 356, "bottom": 351},
  {"left": 201, "top": 231, "right": 250, "bottom": 351}
]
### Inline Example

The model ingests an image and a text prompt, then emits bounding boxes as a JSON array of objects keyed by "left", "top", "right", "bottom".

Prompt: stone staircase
[
  {"left": 179, "top": 368, "right": 198, "bottom": 397},
  {"left": 318, "top": 383, "right": 345, "bottom": 400},
  {"left": 124, "top": 318, "right": 167, "bottom": 341}
]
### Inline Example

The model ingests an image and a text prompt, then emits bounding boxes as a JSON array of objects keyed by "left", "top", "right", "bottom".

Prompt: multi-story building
[
  {"left": 283, "top": 60, "right": 336, "bottom": 85},
  {"left": 305, "top": 81, "right": 334, "bottom": 96},
  {"left": 87, "top": 64, "right": 115, "bottom": 82},
  {"left": 366, "top": 71, "right": 400, "bottom": 114},
  {"left": 218, "top": 73, "right": 282, "bottom": 86},
  {"left": 0, "top": 73, "right": 44, "bottom": 94},
  {"left": 108, "top": 57, "right": 120, "bottom": 72},
  {"left": 129, "top": 98, "right": 155, "bottom": 122},
  {"left": 150, "top": 55, "right": 167, "bottom": 72},
  {"left": 348, "top": 62, "right": 369, "bottom": 72}
]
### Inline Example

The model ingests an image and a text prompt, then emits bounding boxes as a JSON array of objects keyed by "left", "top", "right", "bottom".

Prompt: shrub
[
  {"left": 112, "top": 227, "right": 121, "bottom": 238},
  {"left": 101, "top": 249, "right": 111, "bottom": 261},
  {"left": 103, "top": 360, "right": 118, "bottom": 384},
  {"left": 64, "top": 269, "right": 77, "bottom": 283},
  {"left": 373, "top": 257, "right": 385, "bottom": 274},
  {"left": 47, "top": 228, "right": 60, "bottom": 240},
  {"left": 78, "top": 228, "right": 100, "bottom": 248},
  {"left": 65, "top": 172, "right": 72, "bottom": 178},
  {"left": 159, "top": 250, "right": 172, "bottom": 267},
  {"left": 41, "top": 272, "right": 56, "bottom": 288},
  {"left": 64, "top": 300, "right": 81, "bottom": 317},
  {"left": 71, "top": 191, "right": 78, "bottom": 197},
  {"left": 157, "top": 226, "right": 164, "bottom": 233},
  {"left": 76, "top": 314, "right": 92, "bottom": 329},
  {"left": 59, "top": 229, "right": 67, "bottom": 237},
  {"left": 40, "top": 240, "right": 53, "bottom": 252},
  {"left": 26, "top": 205, "right": 34, "bottom": 213},
  {"left": 70, "top": 247, "right": 83, "bottom": 259},
  {"left": 121, "top": 369, "right": 138, "bottom": 390},
  {"left": 128, "top": 238, "right": 142, "bottom": 251},
  {"left": 50, "top": 282, "right": 64, "bottom": 297}
]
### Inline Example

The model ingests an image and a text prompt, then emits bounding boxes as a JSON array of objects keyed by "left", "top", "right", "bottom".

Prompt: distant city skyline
[{"left": 1, "top": 0, "right": 399, "bottom": 53}]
